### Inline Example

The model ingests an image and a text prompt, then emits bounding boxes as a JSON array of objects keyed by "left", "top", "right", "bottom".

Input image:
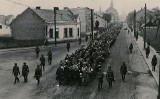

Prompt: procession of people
[
  {"left": 56, "top": 24, "right": 123, "bottom": 87},
  {"left": 11, "top": 23, "right": 128, "bottom": 89}
]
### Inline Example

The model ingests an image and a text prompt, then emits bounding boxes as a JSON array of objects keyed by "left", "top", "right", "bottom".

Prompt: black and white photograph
[{"left": 0, "top": 0, "right": 160, "bottom": 99}]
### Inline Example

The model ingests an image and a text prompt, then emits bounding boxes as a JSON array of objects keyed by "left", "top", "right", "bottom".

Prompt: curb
[{"left": 130, "top": 31, "right": 159, "bottom": 85}]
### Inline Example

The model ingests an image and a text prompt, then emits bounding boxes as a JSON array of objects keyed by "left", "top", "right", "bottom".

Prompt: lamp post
[{"left": 157, "top": 51, "right": 160, "bottom": 99}]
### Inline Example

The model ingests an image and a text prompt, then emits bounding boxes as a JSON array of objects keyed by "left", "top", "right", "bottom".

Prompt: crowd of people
[{"left": 56, "top": 24, "right": 123, "bottom": 86}]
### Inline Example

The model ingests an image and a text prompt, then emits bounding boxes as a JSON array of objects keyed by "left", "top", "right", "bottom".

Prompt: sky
[{"left": 0, "top": 0, "right": 160, "bottom": 17}]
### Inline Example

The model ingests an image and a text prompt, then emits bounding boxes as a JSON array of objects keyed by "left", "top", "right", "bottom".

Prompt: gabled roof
[{"left": 32, "top": 8, "right": 78, "bottom": 24}]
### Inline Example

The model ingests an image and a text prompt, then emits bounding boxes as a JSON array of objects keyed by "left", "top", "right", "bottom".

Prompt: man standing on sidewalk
[
  {"left": 151, "top": 55, "right": 157, "bottom": 71},
  {"left": 145, "top": 46, "right": 150, "bottom": 58}
]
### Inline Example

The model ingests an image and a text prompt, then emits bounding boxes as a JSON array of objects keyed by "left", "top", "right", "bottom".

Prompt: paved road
[
  {"left": 0, "top": 40, "right": 87, "bottom": 99},
  {"left": 0, "top": 26, "right": 158, "bottom": 99},
  {"left": 32, "top": 26, "right": 157, "bottom": 99}
]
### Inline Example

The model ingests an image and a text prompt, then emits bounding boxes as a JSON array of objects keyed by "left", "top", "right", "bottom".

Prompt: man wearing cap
[
  {"left": 120, "top": 62, "right": 127, "bottom": 81},
  {"left": 34, "top": 65, "right": 42, "bottom": 85},
  {"left": 22, "top": 62, "right": 29, "bottom": 83},
  {"left": 40, "top": 55, "right": 46, "bottom": 71},
  {"left": 12, "top": 63, "right": 20, "bottom": 84},
  {"left": 106, "top": 66, "right": 114, "bottom": 88}
]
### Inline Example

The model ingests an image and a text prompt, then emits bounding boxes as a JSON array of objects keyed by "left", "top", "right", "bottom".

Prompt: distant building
[
  {"left": 95, "top": 0, "right": 119, "bottom": 23},
  {"left": 0, "top": 15, "right": 14, "bottom": 37},
  {"left": 0, "top": 23, "right": 11, "bottom": 37},
  {"left": 94, "top": 13, "right": 107, "bottom": 28},
  {"left": 69, "top": 7, "right": 92, "bottom": 36},
  {"left": 10, "top": 7, "right": 80, "bottom": 43},
  {"left": 106, "top": 0, "right": 119, "bottom": 23}
]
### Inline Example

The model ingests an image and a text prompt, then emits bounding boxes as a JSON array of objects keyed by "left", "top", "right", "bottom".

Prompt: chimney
[
  {"left": 54, "top": 7, "right": 59, "bottom": 10},
  {"left": 36, "top": 6, "right": 41, "bottom": 9},
  {"left": 64, "top": 7, "right": 68, "bottom": 9}
]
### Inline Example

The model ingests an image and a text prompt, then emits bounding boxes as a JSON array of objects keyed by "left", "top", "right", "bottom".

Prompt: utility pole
[
  {"left": 54, "top": 7, "right": 57, "bottom": 46},
  {"left": 91, "top": 9, "right": 94, "bottom": 40},
  {"left": 134, "top": 10, "right": 136, "bottom": 38},
  {"left": 157, "top": 51, "right": 160, "bottom": 99},
  {"left": 144, "top": 4, "right": 147, "bottom": 49}
]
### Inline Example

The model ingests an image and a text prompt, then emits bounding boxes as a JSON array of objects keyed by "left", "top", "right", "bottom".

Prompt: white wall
[
  {"left": 46, "top": 23, "right": 80, "bottom": 42},
  {"left": 0, "top": 23, "right": 11, "bottom": 37}
]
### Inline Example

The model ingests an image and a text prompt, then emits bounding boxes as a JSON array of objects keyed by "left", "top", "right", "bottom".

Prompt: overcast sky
[{"left": 0, "top": 0, "right": 160, "bottom": 17}]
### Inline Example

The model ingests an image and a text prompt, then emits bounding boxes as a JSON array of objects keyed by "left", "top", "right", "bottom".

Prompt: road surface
[{"left": 0, "top": 26, "right": 158, "bottom": 99}]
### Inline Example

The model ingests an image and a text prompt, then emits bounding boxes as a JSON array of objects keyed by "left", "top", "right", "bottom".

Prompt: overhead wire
[{"left": 6, "top": 0, "right": 30, "bottom": 7}]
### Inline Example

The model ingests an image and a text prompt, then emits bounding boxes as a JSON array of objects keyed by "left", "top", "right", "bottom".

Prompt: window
[
  {"left": 0, "top": 25, "right": 2, "bottom": 29},
  {"left": 69, "top": 28, "right": 73, "bottom": 37},
  {"left": 56, "top": 28, "right": 59, "bottom": 38},
  {"left": 49, "top": 29, "right": 53, "bottom": 38},
  {"left": 64, "top": 28, "right": 68, "bottom": 38}
]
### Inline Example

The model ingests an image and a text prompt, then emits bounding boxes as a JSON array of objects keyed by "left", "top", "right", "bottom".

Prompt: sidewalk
[
  {"left": 0, "top": 39, "right": 86, "bottom": 53},
  {"left": 130, "top": 29, "right": 159, "bottom": 85}
]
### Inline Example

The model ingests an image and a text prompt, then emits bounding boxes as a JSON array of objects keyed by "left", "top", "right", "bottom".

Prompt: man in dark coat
[
  {"left": 151, "top": 55, "right": 157, "bottom": 71},
  {"left": 145, "top": 46, "right": 150, "bottom": 58},
  {"left": 56, "top": 66, "right": 64, "bottom": 85},
  {"left": 35, "top": 46, "right": 40, "bottom": 58},
  {"left": 79, "top": 37, "right": 81, "bottom": 45},
  {"left": 66, "top": 41, "right": 70, "bottom": 52},
  {"left": 129, "top": 43, "right": 133, "bottom": 53},
  {"left": 120, "top": 62, "right": 127, "bottom": 81},
  {"left": 47, "top": 50, "right": 52, "bottom": 65},
  {"left": 34, "top": 65, "right": 42, "bottom": 85},
  {"left": 22, "top": 62, "right": 29, "bottom": 83},
  {"left": 106, "top": 66, "right": 114, "bottom": 88},
  {"left": 12, "top": 63, "right": 20, "bottom": 84},
  {"left": 40, "top": 55, "right": 46, "bottom": 71},
  {"left": 97, "top": 71, "right": 104, "bottom": 91}
]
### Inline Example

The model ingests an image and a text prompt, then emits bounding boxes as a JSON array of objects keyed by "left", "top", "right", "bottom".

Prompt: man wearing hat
[
  {"left": 34, "top": 65, "right": 42, "bottom": 85},
  {"left": 120, "top": 62, "right": 127, "bottom": 81},
  {"left": 22, "top": 62, "right": 29, "bottom": 83},
  {"left": 12, "top": 63, "right": 20, "bottom": 84},
  {"left": 106, "top": 66, "right": 114, "bottom": 88}
]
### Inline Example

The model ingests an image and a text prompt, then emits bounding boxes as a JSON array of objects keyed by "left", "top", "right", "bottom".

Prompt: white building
[{"left": 0, "top": 23, "right": 11, "bottom": 37}]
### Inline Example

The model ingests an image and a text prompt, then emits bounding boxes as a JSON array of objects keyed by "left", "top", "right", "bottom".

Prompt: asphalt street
[{"left": 0, "top": 26, "right": 158, "bottom": 99}]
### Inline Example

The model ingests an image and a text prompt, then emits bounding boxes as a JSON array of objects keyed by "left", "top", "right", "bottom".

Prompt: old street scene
[{"left": 0, "top": 0, "right": 160, "bottom": 99}]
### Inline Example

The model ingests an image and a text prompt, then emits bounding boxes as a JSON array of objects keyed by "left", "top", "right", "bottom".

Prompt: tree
[
  {"left": 95, "top": 20, "right": 100, "bottom": 29},
  {"left": 152, "top": 7, "right": 160, "bottom": 38},
  {"left": 103, "top": 13, "right": 111, "bottom": 28}
]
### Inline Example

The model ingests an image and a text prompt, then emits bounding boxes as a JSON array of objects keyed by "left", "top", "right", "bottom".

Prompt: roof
[
  {"left": 31, "top": 8, "right": 78, "bottom": 24},
  {"left": 141, "top": 20, "right": 156, "bottom": 27}
]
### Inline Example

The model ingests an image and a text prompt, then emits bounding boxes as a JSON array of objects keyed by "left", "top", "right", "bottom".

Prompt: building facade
[
  {"left": 94, "top": 13, "right": 107, "bottom": 28},
  {"left": 10, "top": 7, "right": 80, "bottom": 43},
  {"left": 69, "top": 7, "right": 92, "bottom": 36}
]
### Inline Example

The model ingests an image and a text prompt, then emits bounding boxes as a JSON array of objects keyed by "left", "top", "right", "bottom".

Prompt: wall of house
[
  {"left": 70, "top": 8, "right": 92, "bottom": 36},
  {"left": 0, "top": 24, "right": 11, "bottom": 37},
  {"left": 10, "top": 8, "right": 45, "bottom": 40},
  {"left": 94, "top": 14, "right": 107, "bottom": 28},
  {"left": 46, "top": 23, "right": 80, "bottom": 42}
]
